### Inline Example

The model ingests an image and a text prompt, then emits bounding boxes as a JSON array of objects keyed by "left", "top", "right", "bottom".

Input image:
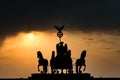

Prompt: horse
[
  {"left": 50, "top": 51, "right": 57, "bottom": 74},
  {"left": 65, "top": 50, "right": 73, "bottom": 74},
  {"left": 37, "top": 51, "right": 48, "bottom": 74},
  {"left": 75, "top": 50, "right": 87, "bottom": 74}
]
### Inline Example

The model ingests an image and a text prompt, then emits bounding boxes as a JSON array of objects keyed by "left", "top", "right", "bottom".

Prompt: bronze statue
[
  {"left": 54, "top": 25, "right": 64, "bottom": 42},
  {"left": 50, "top": 25, "right": 73, "bottom": 74},
  {"left": 54, "top": 25, "right": 64, "bottom": 33},
  {"left": 37, "top": 51, "right": 48, "bottom": 74},
  {"left": 36, "top": 25, "right": 87, "bottom": 75},
  {"left": 76, "top": 50, "right": 87, "bottom": 74}
]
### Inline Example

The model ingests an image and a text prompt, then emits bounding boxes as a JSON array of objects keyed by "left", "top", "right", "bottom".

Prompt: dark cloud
[{"left": 0, "top": 0, "right": 120, "bottom": 45}]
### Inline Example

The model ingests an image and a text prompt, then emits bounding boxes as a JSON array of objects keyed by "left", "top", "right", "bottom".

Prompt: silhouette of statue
[
  {"left": 65, "top": 50, "right": 73, "bottom": 74},
  {"left": 50, "top": 51, "right": 57, "bottom": 74},
  {"left": 75, "top": 50, "right": 87, "bottom": 74},
  {"left": 37, "top": 51, "right": 48, "bottom": 74},
  {"left": 56, "top": 42, "right": 67, "bottom": 57},
  {"left": 49, "top": 25, "right": 73, "bottom": 74},
  {"left": 55, "top": 25, "right": 64, "bottom": 42},
  {"left": 50, "top": 42, "right": 73, "bottom": 74},
  {"left": 54, "top": 25, "right": 64, "bottom": 33}
]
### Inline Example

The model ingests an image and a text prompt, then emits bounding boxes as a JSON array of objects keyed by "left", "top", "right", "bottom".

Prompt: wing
[
  {"left": 60, "top": 25, "right": 64, "bottom": 30},
  {"left": 54, "top": 25, "right": 60, "bottom": 31}
]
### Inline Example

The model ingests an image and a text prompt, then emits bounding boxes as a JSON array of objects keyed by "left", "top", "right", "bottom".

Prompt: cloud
[{"left": 0, "top": 0, "right": 120, "bottom": 45}]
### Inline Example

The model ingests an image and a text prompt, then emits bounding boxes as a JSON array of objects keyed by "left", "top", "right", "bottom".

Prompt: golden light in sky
[
  {"left": 24, "top": 33, "right": 35, "bottom": 41},
  {"left": 16, "top": 31, "right": 46, "bottom": 48},
  {"left": 22, "top": 32, "right": 36, "bottom": 46},
  {"left": 0, "top": 31, "right": 120, "bottom": 78}
]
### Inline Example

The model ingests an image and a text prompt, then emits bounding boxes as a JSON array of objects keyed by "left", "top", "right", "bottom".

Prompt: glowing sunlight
[
  {"left": 21, "top": 31, "right": 45, "bottom": 47},
  {"left": 0, "top": 31, "right": 120, "bottom": 78},
  {"left": 1, "top": 31, "right": 45, "bottom": 49},
  {"left": 24, "top": 33, "right": 35, "bottom": 41}
]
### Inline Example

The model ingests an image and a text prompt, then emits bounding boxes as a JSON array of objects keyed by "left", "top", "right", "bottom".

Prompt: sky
[{"left": 0, "top": 0, "right": 120, "bottom": 78}]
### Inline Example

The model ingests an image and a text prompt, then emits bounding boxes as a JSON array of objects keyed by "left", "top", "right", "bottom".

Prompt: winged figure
[{"left": 54, "top": 25, "right": 64, "bottom": 32}]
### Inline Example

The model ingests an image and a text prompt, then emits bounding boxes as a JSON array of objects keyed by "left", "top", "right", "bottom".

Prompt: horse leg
[
  {"left": 71, "top": 68, "right": 73, "bottom": 74},
  {"left": 51, "top": 65, "right": 53, "bottom": 74},
  {"left": 43, "top": 66, "right": 47, "bottom": 74},
  {"left": 69, "top": 68, "right": 73, "bottom": 74},
  {"left": 83, "top": 65, "right": 86, "bottom": 71},
  {"left": 52, "top": 67, "right": 56, "bottom": 74},
  {"left": 43, "top": 66, "right": 45, "bottom": 73},
  {"left": 51, "top": 68, "right": 54, "bottom": 74},
  {"left": 67, "top": 69, "right": 69, "bottom": 74},
  {"left": 61, "top": 69, "right": 63, "bottom": 74},
  {"left": 78, "top": 66, "right": 82, "bottom": 73},
  {"left": 53, "top": 68, "right": 56, "bottom": 74},
  {"left": 38, "top": 65, "right": 40, "bottom": 71},
  {"left": 56, "top": 69, "right": 59, "bottom": 74},
  {"left": 68, "top": 68, "right": 70, "bottom": 74},
  {"left": 76, "top": 65, "right": 78, "bottom": 74}
]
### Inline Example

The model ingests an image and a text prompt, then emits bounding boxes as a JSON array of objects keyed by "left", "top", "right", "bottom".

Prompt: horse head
[
  {"left": 37, "top": 51, "right": 43, "bottom": 59},
  {"left": 80, "top": 50, "right": 86, "bottom": 59}
]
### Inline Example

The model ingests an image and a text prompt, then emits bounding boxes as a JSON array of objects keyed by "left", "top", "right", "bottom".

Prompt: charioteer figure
[{"left": 50, "top": 25, "right": 73, "bottom": 74}]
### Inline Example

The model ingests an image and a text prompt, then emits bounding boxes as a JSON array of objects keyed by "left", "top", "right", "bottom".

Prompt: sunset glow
[
  {"left": 21, "top": 32, "right": 45, "bottom": 47},
  {"left": 24, "top": 33, "right": 35, "bottom": 41},
  {"left": 0, "top": 31, "right": 120, "bottom": 78},
  {"left": 1, "top": 0, "right": 120, "bottom": 78}
]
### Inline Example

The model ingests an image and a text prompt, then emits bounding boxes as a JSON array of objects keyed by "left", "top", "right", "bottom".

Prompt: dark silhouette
[
  {"left": 37, "top": 51, "right": 48, "bottom": 74},
  {"left": 54, "top": 25, "right": 64, "bottom": 33},
  {"left": 55, "top": 25, "right": 64, "bottom": 42},
  {"left": 50, "top": 51, "right": 57, "bottom": 74},
  {"left": 76, "top": 50, "right": 87, "bottom": 74},
  {"left": 30, "top": 73, "right": 93, "bottom": 80},
  {"left": 65, "top": 50, "right": 73, "bottom": 74},
  {"left": 56, "top": 42, "right": 67, "bottom": 57},
  {"left": 50, "top": 42, "right": 73, "bottom": 74}
]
